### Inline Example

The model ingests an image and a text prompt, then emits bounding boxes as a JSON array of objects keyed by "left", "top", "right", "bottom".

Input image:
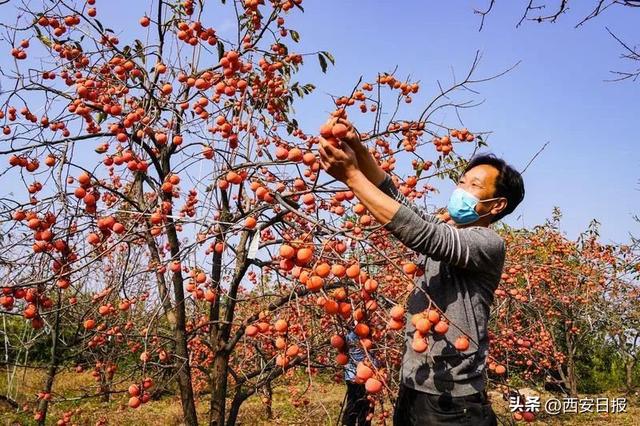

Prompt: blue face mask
[{"left": 447, "top": 188, "right": 501, "bottom": 225}]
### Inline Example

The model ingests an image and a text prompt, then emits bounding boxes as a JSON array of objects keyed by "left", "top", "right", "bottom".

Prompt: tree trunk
[
  {"left": 36, "top": 363, "right": 57, "bottom": 426},
  {"left": 209, "top": 352, "right": 229, "bottom": 426},
  {"left": 226, "top": 391, "right": 247, "bottom": 426},
  {"left": 625, "top": 358, "right": 636, "bottom": 392},
  {"left": 174, "top": 323, "right": 198, "bottom": 425},
  {"left": 265, "top": 381, "right": 273, "bottom": 420},
  {"left": 99, "top": 374, "right": 110, "bottom": 403},
  {"left": 37, "top": 291, "right": 62, "bottom": 426},
  {"left": 165, "top": 216, "right": 198, "bottom": 425},
  {"left": 565, "top": 331, "right": 578, "bottom": 397}
]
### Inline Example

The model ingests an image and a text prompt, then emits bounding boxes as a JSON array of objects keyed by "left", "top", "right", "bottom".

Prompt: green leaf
[
  {"left": 321, "top": 51, "right": 335, "bottom": 65},
  {"left": 290, "top": 30, "right": 300, "bottom": 43},
  {"left": 37, "top": 34, "right": 52, "bottom": 48},
  {"left": 318, "top": 53, "right": 328, "bottom": 73},
  {"left": 96, "top": 112, "right": 106, "bottom": 124},
  {"left": 217, "top": 41, "right": 225, "bottom": 61},
  {"left": 135, "top": 40, "right": 146, "bottom": 64}
]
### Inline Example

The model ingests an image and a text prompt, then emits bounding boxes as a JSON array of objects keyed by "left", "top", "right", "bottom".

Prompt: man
[
  {"left": 317, "top": 117, "right": 525, "bottom": 426},
  {"left": 340, "top": 330, "right": 373, "bottom": 426}
]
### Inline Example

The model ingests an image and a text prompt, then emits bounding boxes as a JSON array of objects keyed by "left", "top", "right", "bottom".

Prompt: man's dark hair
[{"left": 462, "top": 153, "right": 525, "bottom": 223}]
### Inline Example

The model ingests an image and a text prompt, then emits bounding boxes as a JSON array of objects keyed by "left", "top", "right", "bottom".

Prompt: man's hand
[
  {"left": 318, "top": 136, "right": 360, "bottom": 183},
  {"left": 436, "top": 210, "right": 457, "bottom": 226},
  {"left": 322, "top": 116, "right": 363, "bottom": 151},
  {"left": 319, "top": 115, "right": 390, "bottom": 187}
]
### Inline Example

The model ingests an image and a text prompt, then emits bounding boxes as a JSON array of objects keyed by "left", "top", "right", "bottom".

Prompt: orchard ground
[{"left": 2, "top": 369, "right": 639, "bottom": 425}]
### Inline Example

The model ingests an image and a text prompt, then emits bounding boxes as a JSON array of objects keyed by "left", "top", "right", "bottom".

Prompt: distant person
[
  {"left": 340, "top": 330, "right": 374, "bottom": 426},
  {"left": 318, "top": 117, "right": 525, "bottom": 425}
]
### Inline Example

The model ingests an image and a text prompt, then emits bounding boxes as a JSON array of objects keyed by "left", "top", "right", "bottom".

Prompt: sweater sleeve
[
  {"left": 382, "top": 204, "right": 506, "bottom": 272},
  {"left": 376, "top": 173, "right": 441, "bottom": 224}
]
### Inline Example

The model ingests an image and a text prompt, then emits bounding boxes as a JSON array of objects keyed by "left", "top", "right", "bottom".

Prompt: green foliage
[{"left": 574, "top": 337, "right": 638, "bottom": 393}]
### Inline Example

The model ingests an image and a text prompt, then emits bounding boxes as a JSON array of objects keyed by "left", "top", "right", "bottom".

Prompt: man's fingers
[
  {"left": 320, "top": 137, "right": 338, "bottom": 155},
  {"left": 336, "top": 117, "right": 352, "bottom": 128},
  {"left": 340, "top": 141, "right": 355, "bottom": 156},
  {"left": 318, "top": 145, "right": 330, "bottom": 165},
  {"left": 318, "top": 152, "right": 332, "bottom": 174},
  {"left": 318, "top": 155, "right": 328, "bottom": 171}
]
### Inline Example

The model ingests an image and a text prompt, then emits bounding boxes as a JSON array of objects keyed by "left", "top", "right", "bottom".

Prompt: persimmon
[
  {"left": 354, "top": 322, "right": 369, "bottom": 338},
  {"left": 287, "top": 147, "right": 302, "bottom": 162},
  {"left": 388, "top": 318, "right": 404, "bottom": 330},
  {"left": 161, "top": 83, "right": 173, "bottom": 95},
  {"left": 319, "top": 123, "right": 333, "bottom": 138},
  {"left": 356, "top": 362, "right": 373, "bottom": 380},
  {"left": 331, "top": 123, "right": 348, "bottom": 139},
  {"left": 454, "top": 336, "right": 470, "bottom": 351},
  {"left": 330, "top": 334, "right": 345, "bottom": 349},
  {"left": 244, "top": 216, "right": 257, "bottom": 229},
  {"left": 296, "top": 247, "right": 313, "bottom": 264},
  {"left": 306, "top": 275, "right": 324, "bottom": 291},
  {"left": 274, "top": 319, "right": 288, "bottom": 333},
  {"left": 323, "top": 299, "right": 339, "bottom": 314},
  {"left": 403, "top": 262, "right": 417, "bottom": 275},
  {"left": 128, "top": 384, "right": 140, "bottom": 397},
  {"left": 415, "top": 317, "right": 431, "bottom": 334},
  {"left": 346, "top": 263, "right": 360, "bottom": 278},
  {"left": 390, "top": 305, "right": 405, "bottom": 321},
  {"left": 434, "top": 321, "right": 449, "bottom": 334},
  {"left": 78, "top": 172, "right": 91, "bottom": 186},
  {"left": 275, "top": 354, "right": 289, "bottom": 367},
  {"left": 87, "top": 233, "right": 100, "bottom": 245},
  {"left": 412, "top": 335, "right": 428, "bottom": 353},
  {"left": 128, "top": 396, "right": 141, "bottom": 408},
  {"left": 364, "top": 378, "right": 382, "bottom": 394},
  {"left": 279, "top": 244, "right": 295, "bottom": 259},
  {"left": 245, "top": 325, "right": 258, "bottom": 337},
  {"left": 155, "top": 132, "right": 167, "bottom": 144},
  {"left": 336, "top": 353, "right": 349, "bottom": 365},
  {"left": 331, "top": 263, "right": 346, "bottom": 277},
  {"left": 286, "top": 345, "right": 300, "bottom": 357},
  {"left": 314, "top": 262, "right": 330, "bottom": 278},
  {"left": 426, "top": 309, "right": 440, "bottom": 324},
  {"left": 353, "top": 203, "right": 366, "bottom": 215}
]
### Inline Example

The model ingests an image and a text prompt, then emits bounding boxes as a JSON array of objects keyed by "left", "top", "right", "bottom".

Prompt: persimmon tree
[
  {"left": 0, "top": 0, "right": 514, "bottom": 425},
  {"left": 487, "top": 209, "right": 640, "bottom": 422}
]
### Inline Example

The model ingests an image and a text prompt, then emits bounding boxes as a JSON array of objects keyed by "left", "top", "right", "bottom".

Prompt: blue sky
[
  {"left": 283, "top": 1, "right": 640, "bottom": 245},
  {"left": 1, "top": 1, "right": 638, "bottom": 245}
]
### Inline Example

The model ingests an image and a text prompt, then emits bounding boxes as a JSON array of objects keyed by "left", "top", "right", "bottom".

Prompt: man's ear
[{"left": 491, "top": 197, "right": 508, "bottom": 216}]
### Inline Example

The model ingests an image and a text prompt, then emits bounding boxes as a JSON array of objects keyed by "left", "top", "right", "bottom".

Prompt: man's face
[
  {"left": 457, "top": 164, "right": 498, "bottom": 199},
  {"left": 456, "top": 164, "right": 501, "bottom": 216}
]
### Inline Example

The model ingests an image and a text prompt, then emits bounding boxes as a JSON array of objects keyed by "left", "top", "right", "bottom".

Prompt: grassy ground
[{"left": 1, "top": 367, "right": 639, "bottom": 425}]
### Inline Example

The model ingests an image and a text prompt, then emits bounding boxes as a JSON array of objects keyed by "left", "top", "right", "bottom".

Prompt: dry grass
[{"left": 1, "top": 368, "right": 639, "bottom": 425}]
